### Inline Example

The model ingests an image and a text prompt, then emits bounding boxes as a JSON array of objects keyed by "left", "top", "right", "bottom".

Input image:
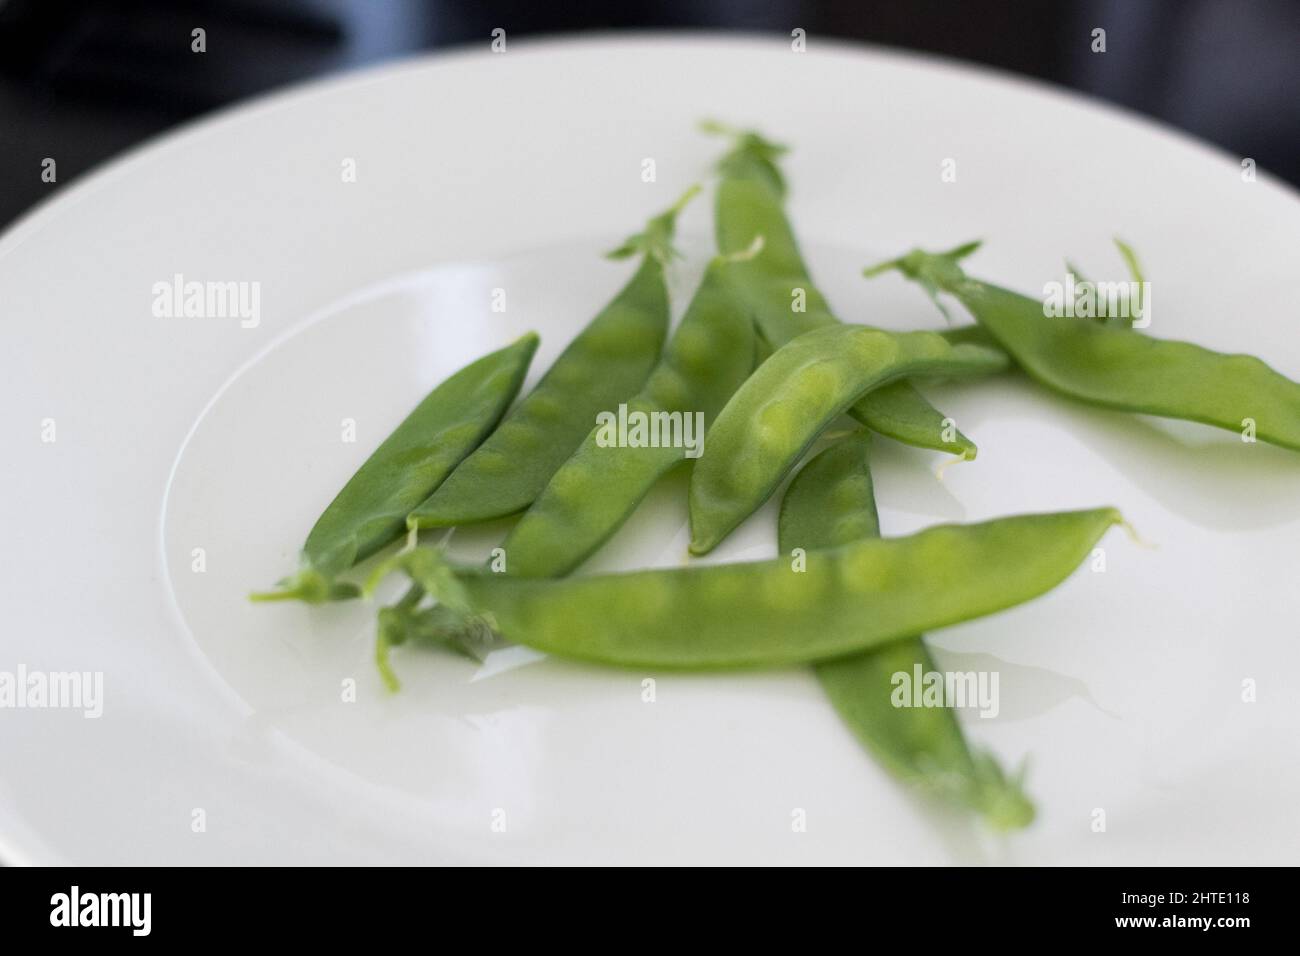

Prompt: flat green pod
[
  {"left": 689, "top": 326, "right": 1006, "bottom": 555},
  {"left": 251, "top": 333, "right": 538, "bottom": 604},
  {"left": 778, "top": 431, "right": 1033, "bottom": 831},
  {"left": 707, "top": 123, "right": 986, "bottom": 459},
  {"left": 407, "top": 189, "right": 696, "bottom": 530},
  {"left": 501, "top": 249, "right": 757, "bottom": 578},
  {"left": 869, "top": 243, "right": 1300, "bottom": 453},
  {"left": 455, "top": 508, "right": 1123, "bottom": 669}
]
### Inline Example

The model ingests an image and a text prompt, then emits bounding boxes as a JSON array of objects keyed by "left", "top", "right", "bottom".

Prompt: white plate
[{"left": 3, "top": 34, "right": 1299, "bottom": 865}]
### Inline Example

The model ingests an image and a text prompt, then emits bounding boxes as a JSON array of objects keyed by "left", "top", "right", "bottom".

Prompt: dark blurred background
[{"left": 2, "top": 0, "right": 1298, "bottom": 229}]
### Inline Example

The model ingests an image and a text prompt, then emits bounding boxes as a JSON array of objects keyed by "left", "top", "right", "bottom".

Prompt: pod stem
[
  {"left": 606, "top": 183, "right": 701, "bottom": 265},
  {"left": 862, "top": 240, "right": 982, "bottom": 279},
  {"left": 665, "top": 182, "right": 703, "bottom": 218},
  {"left": 363, "top": 546, "right": 471, "bottom": 611},
  {"left": 934, "top": 447, "right": 977, "bottom": 481},
  {"left": 1113, "top": 237, "right": 1144, "bottom": 287},
  {"left": 1063, "top": 239, "right": 1147, "bottom": 327},
  {"left": 1119, "top": 517, "right": 1157, "bottom": 550},
  {"left": 369, "top": 554, "right": 504, "bottom": 689},
  {"left": 373, "top": 582, "right": 432, "bottom": 692},
  {"left": 698, "top": 120, "right": 789, "bottom": 159},
  {"left": 374, "top": 615, "right": 402, "bottom": 693},
  {"left": 863, "top": 241, "right": 983, "bottom": 323},
  {"left": 249, "top": 566, "right": 358, "bottom": 604}
]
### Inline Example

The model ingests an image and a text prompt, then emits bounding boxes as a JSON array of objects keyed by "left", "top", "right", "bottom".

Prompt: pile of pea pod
[{"left": 254, "top": 124, "right": 1300, "bottom": 831}]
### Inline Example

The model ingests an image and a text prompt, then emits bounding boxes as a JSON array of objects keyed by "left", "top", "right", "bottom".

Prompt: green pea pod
[
  {"left": 778, "top": 430, "right": 882, "bottom": 546},
  {"left": 867, "top": 243, "right": 1300, "bottom": 452},
  {"left": 449, "top": 507, "right": 1123, "bottom": 668},
  {"left": 688, "top": 325, "right": 1008, "bottom": 555},
  {"left": 778, "top": 431, "right": 1033, "bottom": 831},
  {"left": 500, "top": 248, "right": 757, "bottom": 578},
  {"left": 407, "top": 188, "right": 696, "bottom": 530},
  {"left": 250, "top": 333, "right": 538, "bottom": 603},
  {"left": 938, "top": 324, "right": 999, "bottom": 349},
  {"left": 848, "top": 380, "right": 978, "bottom": 461},
  {"left": 706, "top": 122, "right": 983, "bottom": 459},
  {"left": 374, "top": 193, "right": 739, "bottom": 684}
]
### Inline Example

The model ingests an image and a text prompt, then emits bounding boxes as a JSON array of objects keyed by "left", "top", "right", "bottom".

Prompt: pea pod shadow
[
  {"left": 855, "top": 432, "right": 970, "bottom": 523},
  {"left": 944, "top": 376, "right": 1300, "bottom": 532},
  {"left": 861, "top": 647, "right": 1116, "bottom": 863},
  {"left": 927, "top": 648, "right": 1120, "bottom": 723}
]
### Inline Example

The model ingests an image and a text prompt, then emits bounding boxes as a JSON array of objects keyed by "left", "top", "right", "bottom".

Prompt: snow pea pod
[
  {"left": 707, "top": 123, "right": 982, "bottom": 459},
  {"left": 779, "top": 430, "right": 881, "bottom": 549},
  {"left": 778, "top": 431, "right": 1033, "bottom": 830},
  {"left": 453, "top": 508, "right": 1123, "bottom": 668},
  {"left": 688, "top": 325, "right": 1007, "bottom": 555},
  {"left": 500, "top": 247, "right": 757, "bottom": 578},
  {"left": 407, "top": 189, "right": 695, "bottom": 530},
  {"left": 868, "top": 244, "right": 1300, "bottom": 452},
  {"left": 250, "top": 333, "right": 538, "bottom": 603}
]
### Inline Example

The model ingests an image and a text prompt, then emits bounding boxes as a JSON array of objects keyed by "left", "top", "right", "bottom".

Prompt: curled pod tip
[{"left": 933, "top": 448, "right": 977, "bottom": 481}]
